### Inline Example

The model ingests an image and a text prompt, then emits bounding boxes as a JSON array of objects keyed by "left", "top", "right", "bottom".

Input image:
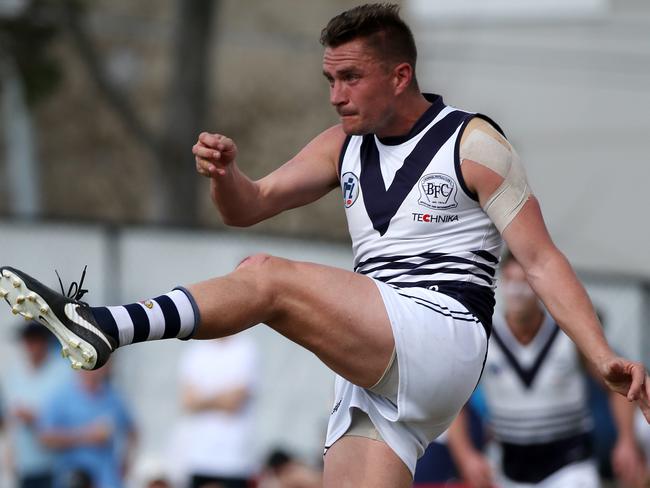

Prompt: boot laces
[{"left": 55, "top": 265, "right": 90, "bottom": 306}]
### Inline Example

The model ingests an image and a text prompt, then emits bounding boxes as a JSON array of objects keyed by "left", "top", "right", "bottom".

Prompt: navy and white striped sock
[{"left": 90, "top": 287, "right": 200, "bottom": 347}]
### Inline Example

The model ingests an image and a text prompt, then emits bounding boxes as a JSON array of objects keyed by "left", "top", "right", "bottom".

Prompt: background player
[{"left": 447, "top": 252, "right": 646, "bottom": 487}]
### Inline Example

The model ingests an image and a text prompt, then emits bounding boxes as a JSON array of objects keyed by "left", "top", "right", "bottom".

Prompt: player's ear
[{"left": 393, "top": 62, "right": 413, "bottom": 95}]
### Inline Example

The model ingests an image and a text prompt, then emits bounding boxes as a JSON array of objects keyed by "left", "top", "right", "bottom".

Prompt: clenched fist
[{"left": 192, "top": 132, "right": 238, "bottom": 178}]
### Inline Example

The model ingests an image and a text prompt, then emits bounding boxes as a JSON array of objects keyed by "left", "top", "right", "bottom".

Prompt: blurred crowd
[
  {"left": 0, "top": 326, "right": 322, "bottom": 488},
  {"left": 1, "top": 314, "right": 649, "bottom": 488}
]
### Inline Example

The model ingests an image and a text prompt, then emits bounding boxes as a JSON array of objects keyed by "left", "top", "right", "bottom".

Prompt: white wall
[{"left": 407, "top": 0, "right": 650, "bottom": 278}]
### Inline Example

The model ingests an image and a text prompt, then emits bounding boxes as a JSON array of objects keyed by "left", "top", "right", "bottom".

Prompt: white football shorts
[{"left": 325, "top": 278, "right": 488, "bottom": 475}]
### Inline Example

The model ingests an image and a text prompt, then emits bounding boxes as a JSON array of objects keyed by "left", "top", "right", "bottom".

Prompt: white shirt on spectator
[{"left": 177, "top": 335, "right": 259, "bottom": 478}]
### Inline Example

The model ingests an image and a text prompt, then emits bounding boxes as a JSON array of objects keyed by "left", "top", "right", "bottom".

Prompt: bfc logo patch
[
  {"left": 418, "top": 173, "right": 458, "bottom": 210},
  {"left": 342, "top": 172, "right": 360, "bottom": 208}
]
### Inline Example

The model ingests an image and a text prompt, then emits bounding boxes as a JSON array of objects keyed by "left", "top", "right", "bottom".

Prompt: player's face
[
  {"left": 501, "top": 260, "right": 539, "bottom": 315},
  {"left": 22, "top": 336, "right": 49, "bottom": 364},
  {"left": 323, "top": 38, "right": 398, "bottom": 136}
]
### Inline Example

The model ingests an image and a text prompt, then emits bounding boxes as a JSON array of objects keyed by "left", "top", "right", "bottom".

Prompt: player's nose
[{"left": 329, "top": 81, "right": 348, "bottom": 107}]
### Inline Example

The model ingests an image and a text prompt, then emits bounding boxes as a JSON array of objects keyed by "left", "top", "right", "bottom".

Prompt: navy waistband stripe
[
  {"left": 356, "top": 250, "right": 497, "bottom": 270},
  {"left": 359, "top": 255, "right": 497, "bottom": 277},
  {"left": 371, "top": 266, "right": 493, "bottom": 285}
]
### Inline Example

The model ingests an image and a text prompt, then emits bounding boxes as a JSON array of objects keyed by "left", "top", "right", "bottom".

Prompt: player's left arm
[{"left": 460, "top": 119, "right": 650, "bottom": 421}]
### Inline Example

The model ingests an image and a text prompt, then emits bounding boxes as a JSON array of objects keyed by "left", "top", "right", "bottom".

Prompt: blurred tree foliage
[
  {"left": 1, "top": 0, "right": 218, "bottom": 225},
  {"left": 0, "top": 0, "right": 64, "bottom": 105},
  {"left": 63, "top": 0, "right": 218, "bottom": 225}
]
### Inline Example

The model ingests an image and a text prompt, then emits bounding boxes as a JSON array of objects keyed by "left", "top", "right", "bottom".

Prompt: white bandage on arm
[{"left": 460, "top": 119, "right": 531, "bottom": 232}]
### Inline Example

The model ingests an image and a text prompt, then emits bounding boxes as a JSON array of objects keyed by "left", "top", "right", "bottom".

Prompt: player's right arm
[{"left": 192, "top": 125, "right": 345, "bottom": 226}]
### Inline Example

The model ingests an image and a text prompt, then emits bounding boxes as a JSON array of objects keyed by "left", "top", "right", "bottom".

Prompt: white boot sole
[{"left": 0, "top": 269, "right": 98, "bottom": 370}]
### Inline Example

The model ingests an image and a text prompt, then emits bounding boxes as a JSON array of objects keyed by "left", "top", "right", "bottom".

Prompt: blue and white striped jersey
[
  {"left": 339, "top": 94, "right": 503, "bottom": 328},
  {"left": 482, "top": 313, "right": 593, "bottom": 444}
]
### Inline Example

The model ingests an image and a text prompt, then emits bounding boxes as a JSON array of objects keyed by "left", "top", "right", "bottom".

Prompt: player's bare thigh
[
  {"left": 323, "top": 436, "right": 412, "bottom": 488},
  {"left": 189, "top": 254, "right": 394, "bottom": 388}
]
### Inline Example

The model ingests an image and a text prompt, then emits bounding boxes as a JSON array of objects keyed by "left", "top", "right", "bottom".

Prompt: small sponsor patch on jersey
[
  {"left": 140, "top": 300, "right": 154, "bottom": 309},
  {"left": 412, "top": 213, "right": 459, "bottom": 224},
  {"left": 341, "top": 172, "right": 360, "bottom": 208},
  {"left": 418, "top": 173, "right": 458, "bottom": 210}
]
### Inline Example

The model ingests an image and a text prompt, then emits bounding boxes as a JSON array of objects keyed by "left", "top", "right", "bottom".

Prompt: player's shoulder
[
  {"left": 315, "top": 124, "right": 348, "bottom": 150},
  {"left": 460, "top": 116, "right": 509, "bottom": 148},
  {"left": 299, "top": 124, "right": 348, "bottom": 168},
  {"left": 464, "top": 116, "right": 498, "bottom": 133}
]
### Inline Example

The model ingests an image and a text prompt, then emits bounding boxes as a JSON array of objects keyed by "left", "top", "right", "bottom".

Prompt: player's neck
[
  {"left": 505, "top": 307, "right": 545, "bottom": 345},
  {"left": 376, "top": 92, "right": 432, "bottom": 139}
]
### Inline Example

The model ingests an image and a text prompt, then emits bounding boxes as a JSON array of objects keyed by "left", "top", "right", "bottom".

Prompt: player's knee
[
  {"left": 235, "top": 253, "right": 285, "bottom": 303},
  {"left": 236, "top": 253, "right": 273, "bottom": 270}
]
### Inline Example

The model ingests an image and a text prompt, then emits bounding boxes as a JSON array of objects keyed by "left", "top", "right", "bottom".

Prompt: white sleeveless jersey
[
  {"left": 481, "top": 313, "right": 593, "bottom": 444},
  {"left": 339, "top": 94, "right": 503, "bottom": 327}
]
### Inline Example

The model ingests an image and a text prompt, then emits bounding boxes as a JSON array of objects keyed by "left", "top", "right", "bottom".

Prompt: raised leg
[
  {"left": 188, "top": 254, "right": 394, "bottom": 388},
  {"left": 1, "top": 254, "right": 395, "bottom": 387}
]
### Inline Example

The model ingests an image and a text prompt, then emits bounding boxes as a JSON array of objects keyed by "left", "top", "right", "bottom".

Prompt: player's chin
[{"left": 340, "top": 117, "right": 370, "bottom": 136}]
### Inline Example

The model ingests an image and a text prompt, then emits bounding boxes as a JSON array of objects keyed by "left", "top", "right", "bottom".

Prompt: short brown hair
[{"left": 320, "top": 3, "right": 417, "bottom": 70}]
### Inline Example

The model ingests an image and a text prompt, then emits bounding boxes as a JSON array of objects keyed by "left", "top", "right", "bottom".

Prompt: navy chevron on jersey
[
  {"left": 482, "top": 313, "right": 593, "bottom": 445},
  {"left": 339, "top": 94, "right": 503, "bottom": 329}
]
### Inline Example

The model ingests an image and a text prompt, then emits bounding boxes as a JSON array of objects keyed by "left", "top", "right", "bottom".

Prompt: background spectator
[
  {"left": 0, "top": 322, "right": 70, "bottom": 488},
  {"left": 258, "top": 449, "right": 321, "bottom": 488},
  {"left": 39, "top": 366, "right": 136, "bottom": 488},
  {"left": 176, "top": 336, "right": 259, "bottom": 488}
]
